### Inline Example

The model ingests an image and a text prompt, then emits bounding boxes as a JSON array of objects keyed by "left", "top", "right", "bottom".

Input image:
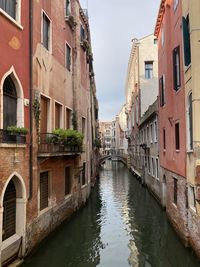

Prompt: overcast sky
[{"left": 80, "top": 0, "right": 161, "bottom": 121}]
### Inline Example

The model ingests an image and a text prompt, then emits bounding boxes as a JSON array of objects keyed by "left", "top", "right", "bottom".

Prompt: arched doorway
[
  {"left": 0, "top": 174, "right": 27, "bottom": 265},
  {"left": 2, "top": 180, "right": 16, "bottom": 241},
  {"left": 3, "top": 76, "right": 17, "bottom": 129}
]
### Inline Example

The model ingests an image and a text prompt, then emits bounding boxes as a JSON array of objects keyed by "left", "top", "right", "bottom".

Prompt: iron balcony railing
[
  {"left": 38, "top": 133, "right": 84, "bottom": 155},
  {"left": 0, "top": 129, "right": 26, "bottom": 144}
]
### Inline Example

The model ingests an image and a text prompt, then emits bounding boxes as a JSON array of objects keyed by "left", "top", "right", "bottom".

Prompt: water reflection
[{"left": 22, "top": 160, "right": 200, "bottom": 267}]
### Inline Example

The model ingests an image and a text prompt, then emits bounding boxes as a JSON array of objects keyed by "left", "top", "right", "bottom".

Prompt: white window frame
[
  {"left": 0, "top": 0, "right": 22, "bottom": 29},
  {"left": 161, "top": 27, "right": 165, "bottom": 47},
  {"left": 41, "top": 10, "right": 52, "bottom": 53},
  {"left": 150, "top": 123, "right": 154, "bottom": 144},
  {"left": 40, "top": 93, "right": 52, "bottom": 133},
  {"left": 155, "top": 157, "right": 159, "bottom": 180},
  {"left": 54, "top": 100, "right": 64, "bottom": 129},
  {"left": 188, "top": 184, "right": 196, "bottom": 212},
  {"left": 65, "top": 41, "right": 72, "bottom": 71},
  {"left": 65, "top": 106, "right": 72, "bottom": 129},
  {"left": 174, "top": 0, "right": 179, "bottom": 11},
  {"left": 154, "top": 120, "right": 158, "bottom": 143}
]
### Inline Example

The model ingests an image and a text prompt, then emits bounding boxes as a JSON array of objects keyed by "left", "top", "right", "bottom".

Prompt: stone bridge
[{"left": 99, "top": 153, "right": 128, "bottom": 166}]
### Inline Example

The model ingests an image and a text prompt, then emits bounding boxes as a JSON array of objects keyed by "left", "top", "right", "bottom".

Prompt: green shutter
[{"left": 182, "top": 16, "right": 191, "bottom": 66}]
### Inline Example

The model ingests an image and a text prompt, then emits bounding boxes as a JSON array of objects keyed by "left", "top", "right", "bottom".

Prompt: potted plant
[{"left": 7, "top": 126, "right": 28, "bottom": 144}]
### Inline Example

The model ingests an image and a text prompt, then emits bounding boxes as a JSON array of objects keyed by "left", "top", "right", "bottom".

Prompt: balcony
[
  {"left": 0, "top": 130, "right": 26, "bottom": 145},
  {"left": 38, "top": 133, "right": 84, "bottom": 157}
]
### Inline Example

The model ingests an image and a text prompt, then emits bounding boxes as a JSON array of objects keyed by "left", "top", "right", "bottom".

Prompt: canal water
[{"left": 22, "top": 161, "right": 200, "bottom": 267}]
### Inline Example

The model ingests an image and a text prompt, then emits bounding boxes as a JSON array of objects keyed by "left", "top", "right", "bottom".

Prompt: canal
[{"left": 22, "top": 161, "right": 200, "bottom": 267}]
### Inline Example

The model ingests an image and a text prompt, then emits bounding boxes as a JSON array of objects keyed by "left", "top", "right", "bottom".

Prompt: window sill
[
  {"left": 2, "top": 234, "right": 21, "bottom": 250},
  {"left": 187, "top": 149, "right": 193, "bottom": 154},
  {"left": 81, "top": 184, "right": 87, "bottom": 189},
  {"left": 0, "top": 143, "right": 26, "bottom": 148},
  {"left": 189, "top": 206, "right": 196, "bottom": 214},
  {"left": 38, "top": 205, "right": 52, "bottom": 216},
  {"left": 64, "top": 194, "right": 72, "bottom": 201},
  {"left": 0, "top": 9, "right": 23, "bottom": 30},
  {"left": 172, "top": 202, "right": 177, "bottom": 208},
  {"left": 176, "top": 149, "right": 180, "bottom": 153}
]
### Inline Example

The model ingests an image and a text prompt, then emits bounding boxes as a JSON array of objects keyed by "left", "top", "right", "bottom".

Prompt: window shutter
[
  {"left": 182, "top": 16, "right": 191, "bottom": 67},
  {"left": 173, "top": 48, "right": 177, "bottom": 90}
]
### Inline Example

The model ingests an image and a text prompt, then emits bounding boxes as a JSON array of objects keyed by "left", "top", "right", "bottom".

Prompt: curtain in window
[{"left": 0, "top": 0, "right": 16, "bottom": 19}]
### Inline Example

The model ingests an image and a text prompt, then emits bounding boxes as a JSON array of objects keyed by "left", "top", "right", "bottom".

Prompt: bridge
[{"left": 99, "top": 152, "right": 128, "bottom": 166}]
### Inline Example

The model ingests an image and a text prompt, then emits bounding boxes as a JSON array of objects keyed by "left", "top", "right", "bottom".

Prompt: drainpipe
[{"left": 28, "top": 0, "right": 33, "bottom": 200}]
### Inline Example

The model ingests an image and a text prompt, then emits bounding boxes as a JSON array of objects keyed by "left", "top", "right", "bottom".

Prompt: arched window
[
  {"left": 3, "top": 179, "right": 16, "bottom": 241},
  {"left": 3, "top": 76, "right": 17, "bottom": 129},
  {"left": 188, "top": 92, "right": 193, "bottom": 150}
]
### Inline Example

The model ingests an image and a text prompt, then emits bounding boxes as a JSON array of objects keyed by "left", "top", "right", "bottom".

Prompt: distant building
[
  {"left": 99, "top": 122, "right": 112, "bottom": 155},
  {"left": 125, "top": 34, "right": 159, "bottom": 188}
]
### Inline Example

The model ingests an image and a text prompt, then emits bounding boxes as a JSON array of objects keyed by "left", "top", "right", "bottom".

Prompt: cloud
[{"left": 80, "top": 0, "right": 161, "bottom": 121}]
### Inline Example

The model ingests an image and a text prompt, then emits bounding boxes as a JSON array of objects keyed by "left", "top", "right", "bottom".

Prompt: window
[
  {"left": 156, "top": 158, "right": 159, "bottom": 180},
  {"left": 65, "top": 43, "right": 71, "bottom": 71},
  {"left": 161, "top": 27, "right": 165, "bottom": 47},
  {"left": 65, "top": 0, "right": 71, "bottom": 16},
  {"left": 40, "top": 95, "right": 50, "bottom": 133},
  {"left": 175, "top": 122, "right": 180, "bottom": 150},
  {"left": 188, "top": 93, "right": 193, "bottom": 150},
  {"left": 66, "top": 108, "right": 72, "bottom": 129},
  {"left": 55, "top": 102, "right": 62, "bottom": 129},
  {"left": 3, "top": 180, "right": 16, "bottom": 240},
  {"left": 163, "top": 128, "right": 166, "bottom": 150},
  {"left": 188, "top": 185, "right": 196, "bottom": 210},
  {"left": 0, "top": 0, "right": 17, "bottom": 19},
  {"left": 151, "top": 157, "right": 155, "bottom": 177},
  {"left": 150, "top": 124, "right": 154, "bottom": 143},
  {"left": 145, "top": 61, "right": 153, "bottom": 79},
  {"left": 173, "top": 178, "right": 178, "bottom": 205},
  {"left": 3, "top": 76, "right": 17, "bottom": 129},
  {"left": 40, "top": 172, "right": 49, "bottom": 210},
  {"left": 147, "top": 125, "right": 149, "bottom": 144},
  {"left": 43, "top": 12, "right": 51, "bottom": 51},
  {"left": 82, "top": 117, "right": 86, "bottom": 135},
  {"left": 65, "top": 167, "right": 71, "bottom": 196},
  {"left": 182, "top": 15, "right": 191, "bottom": 67},
  {"left": 154, "top": 38, "right": 158, "bottom": 45},
  {"left": 174, "top": 0, "right": 179, "bottom": 10},
  {"left": 173, "top": 46, "right": 181, "bottom": 90},
  {"left": 154, "top": 121, "right": 157, "bottom": 143},
  {"left": 80, "top": 25, "right": 85, "bottom": 43},
  {"left": 82, "top": 162, "right": 86, "bottom": 185},
  {"left": 159, "top": 75, "right": 166, "bottom": 107}
]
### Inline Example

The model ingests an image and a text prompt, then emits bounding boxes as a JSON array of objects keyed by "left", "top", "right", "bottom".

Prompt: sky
[{"left": 80, "top": 0, "right": 161, "bottom": 121}]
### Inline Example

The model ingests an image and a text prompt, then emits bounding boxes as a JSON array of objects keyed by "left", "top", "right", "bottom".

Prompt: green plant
[
  {"left": 65, "top": 129, "right": 84, "bottom": 147},
  {"left": 51, "top": 128, "right": 84, "bottom": 147},
  {"left": 33, "top": 96, "right": 41, "bottom": 132},
  {"left": 7, "top": 126, "right": 29, "bottom": 135},
  {"left": 72, "top": 112, "right": 78, "bottom": 130},
  {"left": 94, "top": 138, "right": 101, "bottom": 148}
]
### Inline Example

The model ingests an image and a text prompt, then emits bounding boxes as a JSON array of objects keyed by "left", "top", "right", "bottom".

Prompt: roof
[{"left": 154, "top": 0, "right": 166, "bottom": 38}]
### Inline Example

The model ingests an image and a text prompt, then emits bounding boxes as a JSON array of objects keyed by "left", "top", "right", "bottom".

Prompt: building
[
  {"left": 155, "top": 0, "right": 188, "bottom": 244},
  {"left": 182, "top": 0, "right": 200, "bottom": 257},
  {"left": 125, "top": 34, "right": 158, "bottom": 181},
  {"left": 99, "top": 122, "right": 112, "bottom": 155},
  {"left": 0, "top": 1, "right": 30, "bottom": 265},
  {"left": 0, "top": 0, "right": 99, "bottom": 265},
  {"left": 139, "top": 100, "right": 162, "bottom": 203}
]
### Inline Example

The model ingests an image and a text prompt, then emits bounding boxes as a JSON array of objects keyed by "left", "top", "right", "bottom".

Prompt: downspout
[{"left": 29, "top": 0, "right": 33, "bottom": 200}]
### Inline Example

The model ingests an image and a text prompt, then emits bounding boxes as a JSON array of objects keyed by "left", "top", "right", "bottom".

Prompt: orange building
[{"left": 155, "top": 0, "right": 188, "bottom": 244}]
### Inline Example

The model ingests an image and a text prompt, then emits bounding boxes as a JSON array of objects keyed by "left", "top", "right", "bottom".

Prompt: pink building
[{"left": 155, "top": 0, "right": 188, "bottom": 244}]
